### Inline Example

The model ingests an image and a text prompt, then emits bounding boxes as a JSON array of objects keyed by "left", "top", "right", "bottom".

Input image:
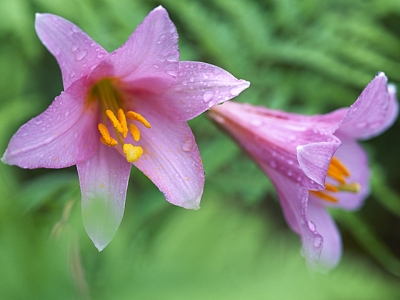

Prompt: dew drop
[
  {"left": 189, "top": 77, "right": 194, "bottom": 83},
  {"left": 97, "top": 53, "right": 105, "bottom": 59},
  {"left": 314, "top": 236, "right": 323, "bottom": 248},
  {"left": 166, "top": 70, "right": 177, "bottom": 77},
  {"left": 34, "top": 119, "right": 43, "bottom": 125},
  {"left": 202, "top": 74, "right": 209, "bottom": 80},
  {"left": 75, "top": 50, "right": 88, "bottom": 61},
  {"left": 288, "top": 159, "right": 294, "bottom": 165},
  {"left": 307, "top": 220, "right": 316, "bottom": 232},
  {"left": 71, "top": 45, "right": 78, "bottom": 52},
  {"left": 65, "top": 111, "right": 70, "bottom": 117},
  {"left": 203, "top": 91, "right": 214, "bottom": 102},
  {"left": 166, "top": 53, "right": 179, "bottom": 62},
  {"left": 70, "top": 71, "right": 76, "bottom": 78},
  {"left": 207, "top": 100, "right": 217, "bottom": 108},
  {"left": 287, "top": 170, "right": 293, "bottom": 177},
  {"left": 153, "top": 64, "right": 159, "bottom": 69}
]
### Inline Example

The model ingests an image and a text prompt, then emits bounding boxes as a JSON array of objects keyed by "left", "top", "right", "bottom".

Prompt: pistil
[{"left": 88, "top": 78, "right": 151, "bottom": 163}]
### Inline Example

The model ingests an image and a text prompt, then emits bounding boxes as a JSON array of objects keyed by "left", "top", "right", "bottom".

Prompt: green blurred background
[{"left": 1, "top": 0, "right": 400, "bottom": 299}]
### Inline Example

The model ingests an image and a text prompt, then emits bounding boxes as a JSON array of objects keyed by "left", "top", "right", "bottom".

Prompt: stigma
[
  {"left": 310, "top": 157, "right": 360, "bottom": 203},
  {"left": 88, "top": 78, "right": 151, "bottom": 163}
]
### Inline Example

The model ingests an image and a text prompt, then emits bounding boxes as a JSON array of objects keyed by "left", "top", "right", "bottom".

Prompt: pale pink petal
[
  {"left": 35, "top": 13, "right": 108, "bottom": 89},
  {"left": 315, "top": 138, "right": 370, "bottom": 210},
  {"left": 307, "top": 200, "right": 342, "bottom": 271},
  {"left": 127, "top": 93, "right": 204, "bottom": 209},
  {"left": 383, "top": 84, "right": 399, "bottom": 130},
  {"left": 88, "top": 6, "right": 178, "bottom": 86},
  {"left": 2, "top": 77, "right": 98, "bottom": 169},
  {"left": 264, "top": 166, "right": 324, "bottom": 268},
  {"left": 297, "top": 141, "right": 341, "bottom": 188},
  {"left": 166, "top": 62, "right": 250, "bottom": 120},
  {"left": 77, "top": 146, "right": 132, "bottom": 251},
  {"left": 337, "top": 72, "right": 397, "bottom": 140}
]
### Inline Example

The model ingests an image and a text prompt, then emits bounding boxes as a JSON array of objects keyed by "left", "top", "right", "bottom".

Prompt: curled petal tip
[
  {"left": 181, "top": 197, "right": 201, "bottom": 210},
  {"left": 388, "top": 83, "right": 397, "bottom": 94},
  {"left": 376, "top": 71, "right": 386, "bottom": 78}
]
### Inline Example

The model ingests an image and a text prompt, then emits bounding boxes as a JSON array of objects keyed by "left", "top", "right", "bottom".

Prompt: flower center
[
  {"left": 88, "top": 78, "right": 151, "bottom": 163},
  {"left": 310, "top": 157, "right": 360, "bottom": 203}
]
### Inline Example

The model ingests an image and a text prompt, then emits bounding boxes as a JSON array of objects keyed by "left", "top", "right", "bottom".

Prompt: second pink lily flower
[{"left": 209, "top": 73, "right": 398, "bottom": 271}]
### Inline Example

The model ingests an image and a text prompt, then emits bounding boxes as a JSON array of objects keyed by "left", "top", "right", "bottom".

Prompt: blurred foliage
[{"left": 1, "top": 0, "right": 400, "bottom": 298}]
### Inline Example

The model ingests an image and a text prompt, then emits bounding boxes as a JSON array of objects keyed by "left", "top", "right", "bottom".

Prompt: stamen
[
  {"left": 330, "top": 157, "right": 350, "bottom": 177},
  {"left": 98, "top": 124, "right": 117, "bottom": 146},
  {"left": 310, "top": 190, "right": 339, "bottom": 203},
  {"left": 117, "top": 109, "right": 128, "bottom": 138},
  {"left": 126, "top": 111, "right": 151, "bottom": 128},
  {"left": 337, "top": 182, "right": 361, "bottom": 193},
  {"left": 327, "top": 166, "right": 346, "bottom": 184},
  {"left": 106, "top": 110, "right": 123, "bottom": 133},
  {"left": 324, "top": 183, "right": 339, "bottom": 193},
  {"left": 129, "top": 123, "right": 141, "bottom": 142},
  {"left": 123, "top": 144, "right": 143, "bottom": 162}
]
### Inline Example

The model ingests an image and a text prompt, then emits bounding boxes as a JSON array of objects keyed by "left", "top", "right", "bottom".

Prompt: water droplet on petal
[
  {"left": 202, "top": 74, "right": 209, "bottom": 79},
  {"left": 207, "top": 100, "right": 217, "bottom": 108},
  {"left": 97, "top": 53, "right": 104, "bottom": 59},
  {"left": 166, "top": 53, "right": 179, "bottom": 62},
  {"left": 71, "top": 45, "right": 78, "bottom": 52},
  {"left": 314, "top": 236, "right": 323, "bottom": 248},
  {"left": 307, "top": 220, "right": 316, "bottom": 232},
  {"left": 70, "top": 71, "right": 75, "bottom": 78},
  {"left": 203, "top": 91, "right": 214, "bottom": 102},
  {"left": 65, "top": 111, "right": 70, "bottom": 117},
  {"left": 75, "top": 50, "right": 88, "bottom": 61},
  {"left": 34, "top": 119, "right": 43, "bottom": 125},
  {"left": 153, "top": 64, "right": 159, "bottom": 69},
  {"left": 166, "top": 70, "right": 177, "bottom": 77},
  {"left": 189, "top": 77, "right": 195, "bottom": 83}
]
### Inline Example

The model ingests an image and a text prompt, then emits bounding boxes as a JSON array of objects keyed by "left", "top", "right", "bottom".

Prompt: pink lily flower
[
  {"left": 208, "top": 73, "right": 397, "bottom": 271},
  {"left": 2, "top": 6, "right": 249, "bottom": 250}
]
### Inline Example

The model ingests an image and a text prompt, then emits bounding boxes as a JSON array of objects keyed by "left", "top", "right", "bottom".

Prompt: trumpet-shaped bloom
[
  {"left": 209, "top": 73, "right": 397, "bottom": 271},
  {"left": 2, "top": 6, "right": 249, "bottom": 250}
]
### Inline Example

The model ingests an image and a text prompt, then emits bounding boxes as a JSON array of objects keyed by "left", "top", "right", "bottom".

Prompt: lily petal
[
  {"left": 167, "top": 62, "right": 250, "bottom": 120},
  {"left": 129, "top": 93, "right": 204, "bottom": 209},
  {"left": 307, "top": 200, "right": 342, "bottom": 271},
  {"left": 77, "top": 145, "right": 132, "bottom": 251},
  {"left": 88, "top": 6, "right": 178, "bottom": 86},
  {"left": 338, "top": 72, "right": 398, "bottom": 140},
  {"left": 297, "top": 141, "right": 341, "bottom": 188},
  {"left": 35, "top": 13, "right": 108, "bottom": 89},
  {"left": 265, "top": 166, "right": 323, "bottom": 268},
  {"left": 2, "top": 77, "right": 98, "bottom": 169}
]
